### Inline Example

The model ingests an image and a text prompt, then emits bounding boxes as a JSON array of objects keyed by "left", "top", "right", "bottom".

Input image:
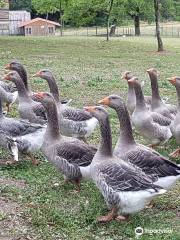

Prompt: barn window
[
  {"left": 26, "top": 27, "right": 32, "bottom": 35},
  {"left": 48, "top": 27, "right": 54, "bottom": 34}
]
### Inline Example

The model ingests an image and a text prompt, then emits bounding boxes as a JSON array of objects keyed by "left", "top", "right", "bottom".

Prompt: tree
[
  {"left": 106, "top": 0, "right": 114, "bottom": 41},
  {"left": 173, "top": 0, "right": 180, "bottom": 21},
  {"left": 122, "top": 0, "right": 154, "bottom": 36},
  {"left": 32, "top": 0, "right": 67, "bottom": 35},
  {"left": 160, "top": 0, "right": 175, "bottom": 21},
  {"left": 63, "top": 0, "right": 108, "bottom": 27},
  {"left": 9, "top": 0, "right": 32, "bottom": 12},
  {"left": 0, "top": 0, "right": 5, "bottom": 8},
  {"left": 154, "top": 0, "right": 164, "bottom": 51}
]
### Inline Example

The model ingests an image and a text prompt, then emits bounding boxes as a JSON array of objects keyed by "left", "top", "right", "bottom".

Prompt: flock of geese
[{"left": 0, "top": 61, "right": 180, "bottom": 223}]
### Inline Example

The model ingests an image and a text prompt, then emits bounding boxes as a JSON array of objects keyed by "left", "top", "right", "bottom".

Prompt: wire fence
[{"left": 56, "top": 23, "right": 180, "bottom": 38}]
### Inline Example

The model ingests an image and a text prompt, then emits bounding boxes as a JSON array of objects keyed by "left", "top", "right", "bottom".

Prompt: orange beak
[
  {"left": 4, "top": 64, "right": 11, "bottom": 70},
  {"left": 98, "top": 97, "right": 110, "bottom": 106},
  {"left": 3, "top": 74, "right": 11, "bottom": 81},
  {"left": 84, "top": 106, "right": 96, "bottom": 113},
  {"left": 33, "top": 71, "right": 42, "bottom": 77},
  {"left": 168, "top": 77, "right": 176, "bottom": 85}
]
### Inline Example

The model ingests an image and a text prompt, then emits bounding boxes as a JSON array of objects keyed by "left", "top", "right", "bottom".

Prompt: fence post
[
  {"left": 161, "top": 26, "right": 163, "bottom": 36},
  {"left": 87, "top": 27, "right": 88, "bottom": 36}
]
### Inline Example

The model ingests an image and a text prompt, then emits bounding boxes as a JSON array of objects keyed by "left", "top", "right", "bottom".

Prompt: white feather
[
  {"left": 117, "top": 188, "right": 166, "bottom": 214},
  {"left": 85, "top": 117, "right": 98, "bottom": 137}
]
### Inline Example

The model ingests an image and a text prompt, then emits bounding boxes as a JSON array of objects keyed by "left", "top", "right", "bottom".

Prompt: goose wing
[
  {"left": 0, "top": 81, "right": 17, "bottom": 93},
  {"left": 52, "top": 156, "right": 82, "bottom": 181},
  {"left": 151, "top": 112, "right": 171, "bottom": 126},
  {"left": 62, "top": 107, "right": 92, "bottom": 121},
  {"left": 125, "top": 145, "right": 180, "bottom": 178},
  {"left": 0, "top": 117, "right": 44, "bottom": 137},
  {"left": 56, "top": 141, "right": 96, "bottom": 166},
  {"left": 97, "top": 161, "right": 161, "bottom": 192},
  {"left": 32, "top": 102, "right": 47, "bottom": 120}
]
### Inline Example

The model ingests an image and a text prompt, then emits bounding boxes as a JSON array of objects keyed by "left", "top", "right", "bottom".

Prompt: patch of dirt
[
  {"left": 0, "top": 178, "right": 36, "bottom": 240},
  {"left": 0, "top": 197, "right": 35, "bottom": 240},
  {"left": 145, "top": 50, "right": 175, "bottom": 56},
  {"left": 0, "top": 178, "right": 26, "bottom": 189}
]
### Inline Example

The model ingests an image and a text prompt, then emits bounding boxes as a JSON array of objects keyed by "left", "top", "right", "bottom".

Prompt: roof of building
[{"left": 19, "top": 17, "right": 61, "bottom": 28}]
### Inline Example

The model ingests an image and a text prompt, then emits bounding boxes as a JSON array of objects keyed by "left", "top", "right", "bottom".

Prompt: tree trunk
[
  {"left": 106, "top": 17, "right": 109, "bottom": 41},
  {"left": 106, "top": 0, "right": 114, "bottom": 41},
  {"left": 154, "top": 0, "right": 164, "bottom": 51},
  {"left": 134, "top": 15, "right": 140, "bottom": 36},
  {"left": 59, "top": 0, "right": 63, "bottom": 36}
]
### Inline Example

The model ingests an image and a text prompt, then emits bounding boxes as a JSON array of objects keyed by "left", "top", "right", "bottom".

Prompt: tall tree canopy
[
  {"left": 0, "top": 0, "right": 5, "bottom": 8},
  {"left": 63, "top": 0, "right": 109, "bottom": 27},
  {"left": 9, "top": 0, "right": 32, "bottom": 12}
]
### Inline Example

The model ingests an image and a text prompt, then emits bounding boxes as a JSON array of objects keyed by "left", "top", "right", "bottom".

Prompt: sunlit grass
[{"left": 0, "top": 36, "right": 179, "bottom": 240}]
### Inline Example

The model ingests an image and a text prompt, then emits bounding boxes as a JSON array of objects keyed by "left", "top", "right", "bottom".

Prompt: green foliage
[
  {"left": 173, "top": 0, "right": 180, "bottom": 21},
  {"left": 63, "top": 0, "right": 109, "bottom": 27},
  {"left": 32, "top": 0, "right": 67, "bottom": 16},
  {"left": 9, "top": 0, "right": 32, "bottom": 12},
  {"left": 0, "top": 36, "right": 179, "bottom": 240},
  {"left": 120, "top": 0, "right": 155, "bottom": 23},
  {"left": 0, "top": 0, "right": 5, "bottom": 8},
  {"left": 160, "top": 0, "right": 176, "bottom": 20}
]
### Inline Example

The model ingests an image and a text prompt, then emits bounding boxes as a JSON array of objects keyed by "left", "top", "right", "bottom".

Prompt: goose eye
[{"left": 111, "top": 96, "right": 116, "bottom": 100}]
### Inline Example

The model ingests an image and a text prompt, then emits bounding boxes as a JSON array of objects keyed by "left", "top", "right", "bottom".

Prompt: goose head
[
  {"left": 3, "top": 71, "right": 21, "bottom": 84},
  {"left": 147, "top": 68, "right": 158, "bottom": 78},
  {"left": 121, "top": 71, "right": 133, "bottom": 81},
  {"left": 84, "top": 106, "right": 108, "bottom": 122},
  {"left": 168, "top": 76, "right": 180, "bottom": 87},
  {"left": 33, "top": 92, "right": 55, "bottom": 108},
  {"left": 5, "top": 61, "right": 23, "bottom": 72},
  {"left": 33, "top": 69, "right": 53, "bottom": 80},
  {"left": 98, "top": 95, "right": 124, "bottom": 110},
  {"left": 127, "top": 76, "right": 140, "bottom": 87}
]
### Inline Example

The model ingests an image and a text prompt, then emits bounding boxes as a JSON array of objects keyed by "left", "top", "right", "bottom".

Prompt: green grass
[{"left": 0, "top": 36, "right": 180, "bottom": 240}]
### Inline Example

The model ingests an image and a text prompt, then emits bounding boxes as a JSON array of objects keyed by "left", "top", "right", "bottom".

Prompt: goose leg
[
  {"left": 115, "top": 214, "right": 129, "bottom": 222},
  {"left": 6, "top": 103, "right": 10, "bottom": 113},
  {"left": 97, "top": 207, "right": 118, "bottom": 223},
  {"left": 74, "top": 179, "right": 81, "bottom": 192},
  {"left": 146, "top": 201, "right": 155, "bottom": 209},
  {"left": 169, "top": 148, "right": 180, "bottom": 158},
  {"left": 28, "top": 153, "right": 40, "bottom": 166},
  {"left": 5, "top": 160, "right": 18, "bottom": 165}
]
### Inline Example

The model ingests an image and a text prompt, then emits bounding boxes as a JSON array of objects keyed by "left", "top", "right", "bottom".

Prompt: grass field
[{"left": 0, "top": 36, "right": 180, "bottom": 240}]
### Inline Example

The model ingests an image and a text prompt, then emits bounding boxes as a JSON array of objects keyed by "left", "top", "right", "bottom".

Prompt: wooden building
[
  {"left": 9, "top": 11, "right": 30, "bottom": 35},
  {"left": 19, "top": 18, "right": 61, "bottom": 36},
  {"left": 0, "top": 0, "right": 9, "bottom": 35}
]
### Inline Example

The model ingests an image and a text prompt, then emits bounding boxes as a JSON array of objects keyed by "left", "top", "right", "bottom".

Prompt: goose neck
[
  {"left": 175, "top": 85, "right": 180, "bottom": 109},
  {"left": 97, "top": 116, "right": 113, "bottom": 157},
  {"left": 14, "top": 77, "right": 30, "bottom": 99},
  {"left": 44, "top": 76, "right": 60, "bottom": 103},
  {"left": 133, "top": 83, "right": 147, "bottom": 110},
  {"left": 17, "top": 66, "right": 29, "bottom": 92},
  {"left": 150, "top": 73, "right": 161, "bottom": 102},
  {"left": 115, "top": 104, "right": 135, "bottom": 145},
  {"left": 44, "top": 101, "right": 60, "bottom": 139}
]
